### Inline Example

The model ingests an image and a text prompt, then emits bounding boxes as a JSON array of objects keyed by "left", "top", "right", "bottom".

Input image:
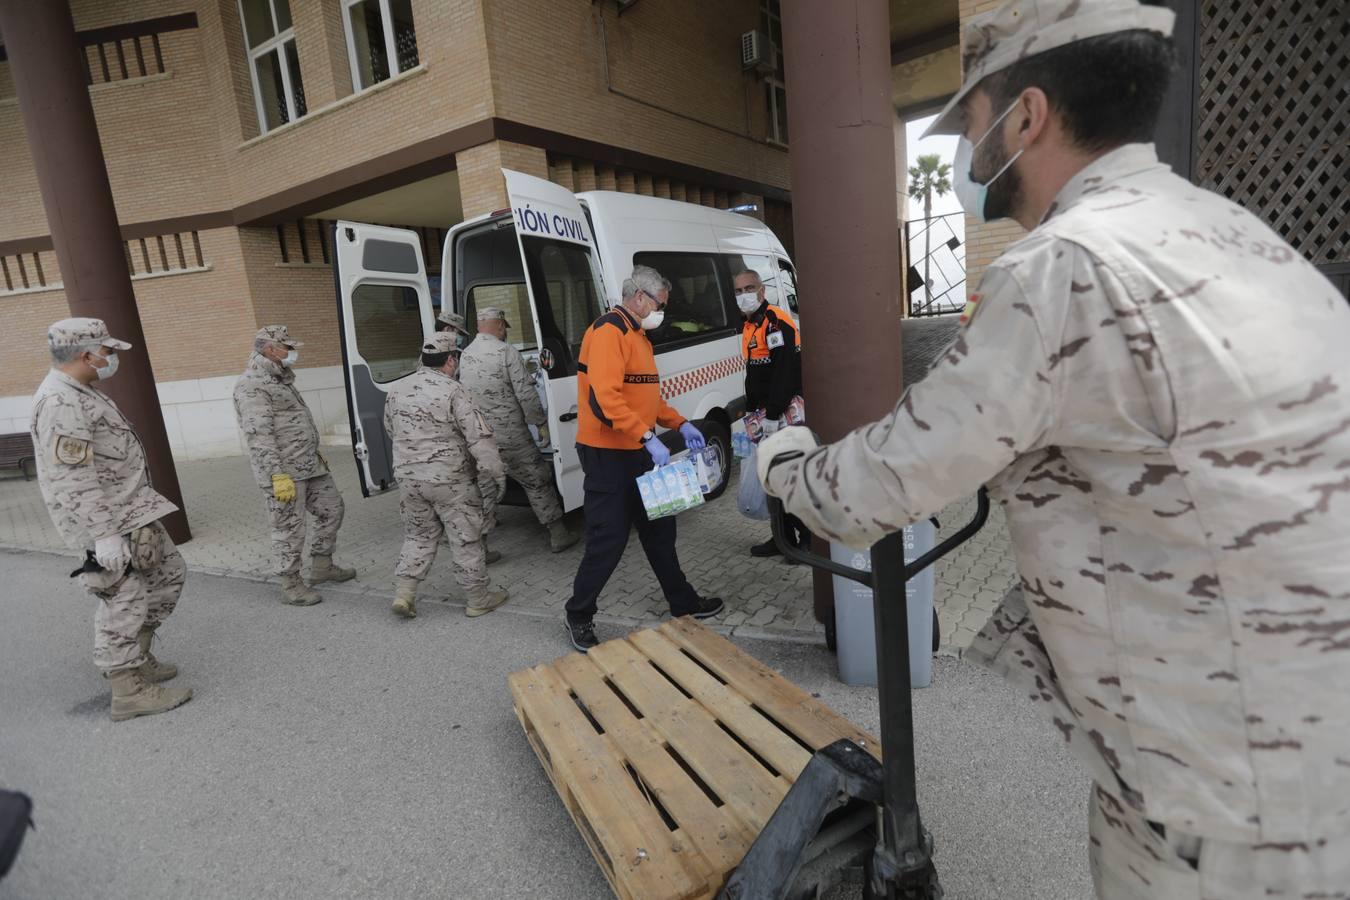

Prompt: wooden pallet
[{"left": 508, "top": 618, "right": 880, "bottom": 900}]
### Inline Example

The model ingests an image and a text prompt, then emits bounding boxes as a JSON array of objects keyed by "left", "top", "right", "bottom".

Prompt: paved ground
[
  {"left": 0, "top": 551, "right": 1091, "bottom": 900},
  {"left": 0, "top": 449, "right": 1015, "bottom": 651}
]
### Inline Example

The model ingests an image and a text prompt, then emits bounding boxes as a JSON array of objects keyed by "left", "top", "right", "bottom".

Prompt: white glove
[
  {"left": 95, "top": 535, "right": 131, "bottom": 573},
  {"left": 756, "top": 426, "right": 820, "bottom": 496}
]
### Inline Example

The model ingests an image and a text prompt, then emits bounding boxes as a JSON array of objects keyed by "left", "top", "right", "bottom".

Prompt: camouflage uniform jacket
[
  {"left": 30, "top": 369, "right": 178, "bottom": 547},
  {"left": 766, "top": 144, "right": 1350, "bottom": 843},
  {"left": 233, "top": 352, "right": 328, "bottom": 489},
  {"left": 459, "top": 333, "right": 546, "bottom": 437},
  {"left": 383, "top": 366, "right": 503, "bottom": 485}
]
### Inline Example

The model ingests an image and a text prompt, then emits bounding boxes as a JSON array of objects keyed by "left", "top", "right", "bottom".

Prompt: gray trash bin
[{"left": 831, "top": 518, "right": 937, "bottom": 688}]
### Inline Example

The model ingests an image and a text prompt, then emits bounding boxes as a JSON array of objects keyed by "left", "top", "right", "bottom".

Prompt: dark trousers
[{"left": 566, "top": 444, "right": 699, "bottom": 623}]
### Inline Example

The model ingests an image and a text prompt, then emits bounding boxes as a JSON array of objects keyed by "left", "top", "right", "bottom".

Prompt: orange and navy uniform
[
  {"left": 741, "top": 303, "right": 802, "bottom": 420},
  {"left": 577, "top": 305, "right": 686, "bottom": 450}
]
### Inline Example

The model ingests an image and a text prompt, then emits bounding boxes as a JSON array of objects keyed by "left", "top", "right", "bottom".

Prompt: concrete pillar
[
  {"left": 781, "top": 0, "right": 902, "bottom": 622},
  {"left": 0, "top": 0, "right": 190, "bottom": 542},
  {"left": 455, "top": 140, "right": 549, "bottom": 218}
]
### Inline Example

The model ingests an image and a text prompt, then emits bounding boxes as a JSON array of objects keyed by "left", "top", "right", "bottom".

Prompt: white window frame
[
  {"left": 342, "top": 0, "right": 417, "bottom": 93},
  {"left": 238, "top": 0, "right": 304, "bottom": 133}
]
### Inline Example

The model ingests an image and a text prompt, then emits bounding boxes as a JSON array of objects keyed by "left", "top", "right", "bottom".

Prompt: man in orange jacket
[{"left": 563, "top": 265, "right": 725, "bottom": 652}]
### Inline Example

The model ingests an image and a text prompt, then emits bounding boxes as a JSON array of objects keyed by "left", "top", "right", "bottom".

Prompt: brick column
[
  {"left": 455, "top": 140, "right": 550, "bottom": 219},
  {"left": 0, "top": 0, "right": 190, "bottom": 541},
  {"left": 293, "top": 0, "right": 353, "bottom": 108}
]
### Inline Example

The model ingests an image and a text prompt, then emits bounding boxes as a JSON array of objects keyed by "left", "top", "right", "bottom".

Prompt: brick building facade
[{"left": 0, "top": 0, "right": 837, "bottom": 455}]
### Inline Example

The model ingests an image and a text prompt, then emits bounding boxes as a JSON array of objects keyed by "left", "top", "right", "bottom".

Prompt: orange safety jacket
[{"left": 576, "top": 305, "right": 687, "bottom": 450}]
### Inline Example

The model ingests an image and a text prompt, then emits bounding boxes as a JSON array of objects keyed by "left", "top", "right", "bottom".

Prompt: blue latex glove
[
  {"left": 679, "top": 421, "right": 705, "bottom": 452},
  {"left": 644, "top": 434, "right": 671, "bottom": 467}
]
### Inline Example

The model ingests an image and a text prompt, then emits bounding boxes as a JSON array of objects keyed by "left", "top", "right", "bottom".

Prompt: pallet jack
[{"left": 718, "top": 488, "right": 991, "bottom": 900}]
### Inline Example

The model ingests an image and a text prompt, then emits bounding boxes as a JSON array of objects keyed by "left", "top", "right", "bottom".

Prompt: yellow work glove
[{"left": 271, "top": 473, "right": 297, "bottom": 503}]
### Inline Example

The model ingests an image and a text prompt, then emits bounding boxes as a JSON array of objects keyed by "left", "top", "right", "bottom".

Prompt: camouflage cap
[
  {"left": 922, "top": 0, "right": 1174, "bottom": 138},
  {"left": 477, "top": 306, "right": 511, "bottom": 326},
  {"left": 436, "top": 310, "right": 468, "bottom": 333},
  {"left": 423, "top": 331, "right": 462, "bottom": 355},
  {"left": 48, "top": 317, "right": 132, "bottom": 351},
  {"left": 255, "top": 325, "right": 304, "bottom": 348}
]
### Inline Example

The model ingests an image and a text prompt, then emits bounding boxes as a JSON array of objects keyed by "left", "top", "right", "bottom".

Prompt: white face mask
[
  {"left": 736, "top": 291, "right": 761, "bottom": 314},
  {"left": 640, "top": 310, "right": 665, "bottom": 331},
  {"left": 282, "top": 349, "right": 299, "bottom": 367},
  {"left": 953, "top": 99, "right": 1025, "bottom": 223},
  {"left": 91, "top": 351, "right": 119, "bottom": 381}
]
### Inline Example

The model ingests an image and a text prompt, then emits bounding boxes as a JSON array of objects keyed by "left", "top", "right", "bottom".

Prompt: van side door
[
  {"left": 500, "top": 169, "right": 607, "bottom": 512},
  {"left": 333, "top": 221, "right": 433, "bottom": 497}
]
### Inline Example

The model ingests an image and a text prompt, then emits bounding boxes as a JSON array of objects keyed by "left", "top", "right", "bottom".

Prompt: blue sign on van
[{"left": 514, "top": 204, "right": 590, "bottom": 245}]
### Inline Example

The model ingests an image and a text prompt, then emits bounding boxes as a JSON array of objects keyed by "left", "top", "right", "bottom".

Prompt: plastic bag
[{"left": 737, "top": 447, "right": 770, "bottom": 520}]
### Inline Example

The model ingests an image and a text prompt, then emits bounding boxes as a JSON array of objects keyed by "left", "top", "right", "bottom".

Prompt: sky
[
  {"left": 903, "top": 113, "right": 966, "bottom": 309},
  {"left": 905, "top": 113, "right": 963, "bottom": 218}
]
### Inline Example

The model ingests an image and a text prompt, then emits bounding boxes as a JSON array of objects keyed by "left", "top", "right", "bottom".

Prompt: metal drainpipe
[
  {"left": 780, "top": 0, "right": 903, "bottom": 624},
  {"left": 0, "top": 0, "right": 191, "bottom": 543}
]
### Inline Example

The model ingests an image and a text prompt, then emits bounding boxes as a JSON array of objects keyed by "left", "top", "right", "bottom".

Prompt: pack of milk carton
[{"left": 637, "top": 448, "right": 721, "bottom": 520}]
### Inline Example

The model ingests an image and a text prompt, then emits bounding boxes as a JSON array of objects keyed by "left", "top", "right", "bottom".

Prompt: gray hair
[
  {"left": 731, "top": 268, "right": 762, "bottom": 286},
  {"left": 254, "top": 338, "right": 279, "bottom": 354},
  {"left": 50, "top": 341, "right": 101, "bottom": 366},
  {"left": 622, "top": 264, "right": 671, "bottom": 301}
]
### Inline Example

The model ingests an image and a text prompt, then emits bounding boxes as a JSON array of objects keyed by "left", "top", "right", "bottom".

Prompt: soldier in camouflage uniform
[
  {"left": 435, "top": 309, "right": 471, "bottom": 347},
  {"left": 30, "top": 318, "right": 192, "bottom": 722},
  {"left": 384, "top": 331, "right": 510, "bottom": 619},
  {"left": 233, "top": 326, "right": 356, "bottom": 606},
  {"left": 760, "top": 1, "right": 1350, "bottom": 896},
  {"left": 460, "top": 306, "right": 579, "bottom": 553}
]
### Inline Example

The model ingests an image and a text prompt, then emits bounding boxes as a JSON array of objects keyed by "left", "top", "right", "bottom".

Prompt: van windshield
[{"left": 520, "top": 235, "right": 603, "bottom": 376}]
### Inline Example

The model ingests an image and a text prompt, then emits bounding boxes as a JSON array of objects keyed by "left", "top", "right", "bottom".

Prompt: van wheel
[{"left": 697, "top": 419, "right": 732, "bottom": 500}]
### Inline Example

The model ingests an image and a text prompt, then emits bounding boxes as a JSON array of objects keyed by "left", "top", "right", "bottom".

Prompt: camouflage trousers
[
  {"left": 78, "top": 521, "right": 186, "bottom": 673},
  {"left": 1089, "top": 782, "right": 1350, "bottom": 899},
  {"left": 501, "top": 440, "right": 562, "bottom": 527},
  {"left": 262, "top": 473, "right": 344, "bottom": 576},
  {"left": 395, "top": 479, "right": 489, "bottom": 604}
]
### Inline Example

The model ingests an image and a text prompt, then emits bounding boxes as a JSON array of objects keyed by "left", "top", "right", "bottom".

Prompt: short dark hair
[
  {"left": 983, "top": 30, "right": 1175, "bottom": 153},
  {"left": 422, "top": 350, "right": 454, "bottom": 368}
]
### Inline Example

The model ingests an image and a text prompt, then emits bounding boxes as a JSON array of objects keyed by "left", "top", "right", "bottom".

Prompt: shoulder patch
[
  {"left": 54, "top": 434, "right": 92, "bottom": 465},
  {"left": 959, "top": 292, "right": 983, "bottom": 327}
]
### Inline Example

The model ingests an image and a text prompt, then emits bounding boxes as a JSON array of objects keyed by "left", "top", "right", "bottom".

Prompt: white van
[{"left": 333, "top": 169, "right": 799, "bottom": 511}]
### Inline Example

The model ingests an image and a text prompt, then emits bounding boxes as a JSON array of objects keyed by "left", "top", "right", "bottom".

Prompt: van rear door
[
  {"left": 333, "top": 221, "right": 433, "bottom": 497},
  {"left": 500, "top": 169, "right": 607, "bottom": 512}
]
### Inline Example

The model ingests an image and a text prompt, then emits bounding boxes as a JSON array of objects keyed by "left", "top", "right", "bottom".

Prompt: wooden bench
[
  {"left": 509, "top": 618, "right": 879, "bottom": 900},
  {"left": 0, "top": 433, "right": 36, "bottom": 480}
]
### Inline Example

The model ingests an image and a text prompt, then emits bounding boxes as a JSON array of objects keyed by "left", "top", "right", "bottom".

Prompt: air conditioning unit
[{"left": 741, "top": 30, "right": 776, "bottom": 73}]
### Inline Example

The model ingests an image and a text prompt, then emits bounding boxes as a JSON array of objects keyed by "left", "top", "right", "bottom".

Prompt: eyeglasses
[{"left": 641, "top": 290, "right": 668, "bottom": 310}]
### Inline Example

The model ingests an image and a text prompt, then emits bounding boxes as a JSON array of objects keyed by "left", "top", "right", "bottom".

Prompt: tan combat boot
[
  {"left": 310, "top": 554, "right": 356, "bottom": 584},
  {"left": 547, "top": 520, "right": 580, "bottom": 553},
  {"left": 482, "top": 539, "right": 502, "bottom": 565},
  {"left": 109, "top": 668, "right": 192, "bottom": 722},
  {"left": 466, "top": 588, "right": 509, "bottom": 618},
  {"left": 392, "top": 576, "right": 419, "bottom": 619},
  {"left": 280, "top": 573, "right": 322, "bottom": 606},
  {"left": 136, "top": 628, "right": 177, "bottom": 683}
]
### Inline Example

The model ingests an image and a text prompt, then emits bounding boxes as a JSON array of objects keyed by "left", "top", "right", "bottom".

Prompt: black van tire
[{"left": 696, "top": 418, "right": 733, "bottom": 500}]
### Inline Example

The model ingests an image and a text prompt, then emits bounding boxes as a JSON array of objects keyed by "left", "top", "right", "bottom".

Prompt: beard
[{"left": 973, "top": 129, "right": 1023, "bottom": 222}]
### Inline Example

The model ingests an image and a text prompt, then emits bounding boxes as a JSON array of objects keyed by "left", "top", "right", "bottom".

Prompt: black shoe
[
  {"left": 564, "top": 615, "right": 599, "bottom": 653},
  {"left": 750, "top": 538, "right": 782, "bottom": 558},
  {"left": 688, "top": 597, "right": 725, "bottom": 620}
]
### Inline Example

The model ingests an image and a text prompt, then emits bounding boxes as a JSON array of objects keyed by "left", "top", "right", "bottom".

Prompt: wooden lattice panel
[{"left": 1195, "top": 0, "right": 1349, "bottom": 265}]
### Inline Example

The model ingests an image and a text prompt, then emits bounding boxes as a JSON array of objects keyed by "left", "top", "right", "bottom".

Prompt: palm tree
[{"left": 907, "top": 153, "right": 952, "bottom": 316}]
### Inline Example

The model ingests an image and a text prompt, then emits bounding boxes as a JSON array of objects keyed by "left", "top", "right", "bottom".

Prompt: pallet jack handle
[{"left": 723, "top": 488, "right": 990, "bottom": 899}]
